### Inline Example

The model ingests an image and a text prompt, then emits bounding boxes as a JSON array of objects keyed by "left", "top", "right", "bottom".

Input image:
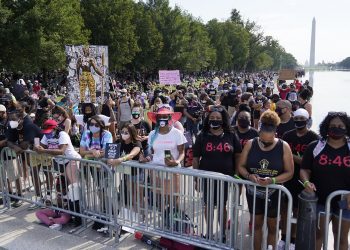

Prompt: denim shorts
[{"left": 317, "top": 203, "right": 350, "bottom": 222}]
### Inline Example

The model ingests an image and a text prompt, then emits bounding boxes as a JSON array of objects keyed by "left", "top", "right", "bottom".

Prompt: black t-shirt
[
  {"left": 6, "top": 115, "right": 42, "bottom": 145},
  {"left": 227, "top": 91, "right": 238, "bottom": 107},
  {"left": 233, "top": 126, "right": 259, "bottom": 149},
  {"left": 276, "top": 118, "right": 295, "bottom": 138},
  {"left": 193, "top": 131, "right": 242, "bottom": 176},
  {"left": 120, "top": 140, "right": 142, "bottom": 176},
  {"left": 283, "top": 129, "right": 319, "bottom": 192},
  {"left": 133, "top": 121, "right": 151, "bottom": 150},
  {"left": 301, "top": 141, "right": 350, "bottom": 207}
]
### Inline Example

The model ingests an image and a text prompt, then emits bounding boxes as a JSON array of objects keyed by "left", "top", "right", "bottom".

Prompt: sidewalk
[{"left": 0, "top": 203, "right": 151, "bottom": 250}]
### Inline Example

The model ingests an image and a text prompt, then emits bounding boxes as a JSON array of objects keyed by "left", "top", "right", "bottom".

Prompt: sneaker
[
  {"left": 28, "top": 203, "right": 41, "bottom": 210},
  {"left": 12, "top": 199, "right": 23, "bottom": 208},
  {"left": 278, "top": 240, "right": 286, "bottom": 250},
  {"left": 49, "top": 224, "right": 62, "bottom": 231},
  {"left": 97, "top": 227, "right": 108, "bottom": 234},
  {"left": 289, "top": 243, "right": 295, "bottom": 250}
]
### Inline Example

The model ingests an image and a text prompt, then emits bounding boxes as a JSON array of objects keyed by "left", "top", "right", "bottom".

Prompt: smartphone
[
  {"left": 34, "top": 137, "right": 40, "bottom": 147},
  {"left": 164, "top": 150, "right": 172, "bottom": 159}
]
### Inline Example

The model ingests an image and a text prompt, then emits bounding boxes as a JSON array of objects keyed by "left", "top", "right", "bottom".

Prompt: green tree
[
  {"left": 206, "top": 19, "right": 232, "bottom": 70},
  {"left": 0, "top": 0, "right": 88, "bottom": 72},
  {"left": 182, "top": 19, "right": 215, "bottom": 72},
  {"left": 131, "top": 2, "right": 163, "bottom": 72},
  {"left": 254, "top": 52, "right": 274, "bottom": 70},
  {"left": 81, "top": 0, "right": 139, "bottom": 71}
]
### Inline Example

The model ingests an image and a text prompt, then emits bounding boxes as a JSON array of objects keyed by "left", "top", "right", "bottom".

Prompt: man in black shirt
[
  {"left": 281, "top": 108, "right": 319, "bottom": 246},
  {"left": 276, "top": 100, "right": 295, "bottom": 138}
]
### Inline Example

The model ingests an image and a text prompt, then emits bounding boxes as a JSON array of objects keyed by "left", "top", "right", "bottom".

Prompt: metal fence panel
[{"left": 323, "top": 190, "right": 350, "bottom": 250}]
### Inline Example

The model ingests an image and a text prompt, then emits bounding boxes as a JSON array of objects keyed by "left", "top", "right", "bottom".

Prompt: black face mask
[
  {"left": 295, "top": 120, "right": 307, "bottom": 130},
  {"left": 275, "top": 108, "right": 284, "bottom": 117},
  {"left": 328, "top": 127, "right": 347, "bottom": 140},
  {"left": 132, "top": 113, "right": 140, "bottom": 119},
  {"left": 238, "top": 118, "right": 250, "bottom": 129},
  {"left": 260, "top": 139, "right": 274, "bottom": 148},
  {"left": 209, "top": 120, "right": 223, "bottom": 130}
]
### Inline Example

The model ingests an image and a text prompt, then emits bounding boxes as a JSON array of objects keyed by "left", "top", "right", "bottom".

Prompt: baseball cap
[
  {"left": 294, "top": 108, "right": 309, "bottom": 119},
  {"left": 42, "top": 119, "right": 58, "bottom": 134}
]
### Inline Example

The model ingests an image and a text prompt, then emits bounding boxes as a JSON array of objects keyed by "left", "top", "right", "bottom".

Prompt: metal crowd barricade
[
  {"left": 323, "top": 190, "right": 350, "bottom": 250},
  {"left": 0, "top": 148, "right": 119, "bottom": 236},
  {"left": 113, "top": 161, "right": 294, "bottom": 250},
  {"left": 0, "top": 147, "right": 295, "bottom": 249}
]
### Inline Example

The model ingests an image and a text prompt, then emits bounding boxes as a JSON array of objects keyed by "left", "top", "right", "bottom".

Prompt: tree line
[{"left": 0, "top": 0, "right": 298, "bottom": 74}]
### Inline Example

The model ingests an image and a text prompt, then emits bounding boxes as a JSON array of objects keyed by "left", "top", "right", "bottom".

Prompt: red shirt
[{"left": 33, "top": 84, "right": 41, "bottom": 94}]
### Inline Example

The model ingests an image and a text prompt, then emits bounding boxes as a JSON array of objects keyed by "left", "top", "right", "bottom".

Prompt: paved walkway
[{"left": 0, "top": 203, "right": 151, "bottom": 250}]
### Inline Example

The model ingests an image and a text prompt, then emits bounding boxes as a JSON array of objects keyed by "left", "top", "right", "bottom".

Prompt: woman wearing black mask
[
  {"left": 300, "top": 112, "right": 350, "bottom": 250},
  {"left": 233, "top": 104, "right": 258, "bottom": 149},
  {"left": 130, "top": 103, "right": 151, "bottom": 155},
  {"left": 238, "top": 110, "right": 293, "bottom": 250},
  {"left": 280, "top": 108, "right": 319, "bottom": 249},
  {"left": 193, "top": 105, "right": 242, "bottom": 238}
]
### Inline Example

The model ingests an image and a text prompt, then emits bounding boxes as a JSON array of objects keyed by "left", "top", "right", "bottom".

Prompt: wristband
[
  {"left": 234, "top": 174, "right": 242, "bottom": 180},
  {"left": 123, "top": 156, "right": 128, "bottom": 162},
  {"left": 303, "top": 180, "right": 310, "bottom": 187},
  {"left": 272, "top": 177, "right": 276, "bottom": 184}
]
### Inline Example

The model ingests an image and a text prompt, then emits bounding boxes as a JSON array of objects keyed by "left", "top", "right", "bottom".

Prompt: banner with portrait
[{"left": 65, "top": 45, "right": 109, "bottom": 105}]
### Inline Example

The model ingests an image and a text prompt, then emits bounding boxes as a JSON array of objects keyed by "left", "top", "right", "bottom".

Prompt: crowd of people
[{"left": 0, "top": 71, "right": 349, "bottom": 250}]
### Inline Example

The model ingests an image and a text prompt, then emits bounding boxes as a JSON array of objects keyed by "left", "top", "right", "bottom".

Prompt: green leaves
[{"left": 0, "top": 0, "right": 297, "bottom": 73}]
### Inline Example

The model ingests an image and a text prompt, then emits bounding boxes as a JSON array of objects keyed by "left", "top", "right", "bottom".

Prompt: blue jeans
[{"left": 317, "top": 203, "right": 350, "bottom": 221}]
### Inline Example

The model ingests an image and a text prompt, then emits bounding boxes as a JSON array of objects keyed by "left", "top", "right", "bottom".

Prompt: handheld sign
[
  {"left": 105, "top": 143, "right": 121, "bottom": 159},
  {"left": 159, "top": 70, "right": 181, "bottom": 85}
]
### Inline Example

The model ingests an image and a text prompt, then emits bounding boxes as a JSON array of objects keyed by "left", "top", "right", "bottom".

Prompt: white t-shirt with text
[{"left": 148, "top": 127, "right": 187, "bottom": 166}]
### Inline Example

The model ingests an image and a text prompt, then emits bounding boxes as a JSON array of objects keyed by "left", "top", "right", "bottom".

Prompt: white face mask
[
  {"left": 9, "top": 121, "right": 19, "bottom": 129},
  {"left": 121, "top": 134, "right": 130, "bottom": 141},
  {"left": 89, "top": 125, "right": 100, "bottom": 134}
]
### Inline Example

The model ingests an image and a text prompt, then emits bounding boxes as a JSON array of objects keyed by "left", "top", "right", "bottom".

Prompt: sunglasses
[
  {"left": 328, "top": 112, "right": 347, "bottom": 116},
  {"left": 89, "top": 122, "right": 98, "bottom": 126},
  {"left": 121, "top": 131, "right": 129, "bottom": 135},
  {"left": 207, "top": 105, "right": 224, "bottom": 113}
]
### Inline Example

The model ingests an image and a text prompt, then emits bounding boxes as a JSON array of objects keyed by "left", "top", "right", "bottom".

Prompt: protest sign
[
  {"left": 105, "top": 143, "right": 121, "bottom": 159},
  {"left": 159, "top": 70, "right": 181, "bottom": 85},
  {"left": 278, "top": 69, "right": 296, "bottom": 80}
]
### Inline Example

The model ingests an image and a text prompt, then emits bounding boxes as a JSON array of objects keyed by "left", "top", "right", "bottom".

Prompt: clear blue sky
[{"left": 168, "top": 0, "right": 350, "bottom": 65}]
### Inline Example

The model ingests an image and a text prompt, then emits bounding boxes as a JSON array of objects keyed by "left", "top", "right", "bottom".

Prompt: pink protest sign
[{"left": 158, "top": 70, "right": 181, "bottom": 85}]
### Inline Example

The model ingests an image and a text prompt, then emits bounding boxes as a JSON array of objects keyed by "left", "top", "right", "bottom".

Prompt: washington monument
[{"left": 309, "top": 17, "right": 316, "bottom": 87}]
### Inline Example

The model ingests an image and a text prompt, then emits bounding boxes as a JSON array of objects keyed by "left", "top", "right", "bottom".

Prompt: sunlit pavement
[{"left": 0, "top": 203, "right": 151, "bottom": 250}]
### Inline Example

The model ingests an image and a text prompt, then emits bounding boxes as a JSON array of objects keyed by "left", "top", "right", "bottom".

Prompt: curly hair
[
  {"left": 319, "top": 112, "right": 350, "bottom": 140},
  {"left": 299, "top": 88, "right": 312, "bottom": 101},
  {"left": 260, "top": 110, "right": 281, "bottom": 127},
  {"left": 202, "top": 105, "right": 232, "bottom": 134}
]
